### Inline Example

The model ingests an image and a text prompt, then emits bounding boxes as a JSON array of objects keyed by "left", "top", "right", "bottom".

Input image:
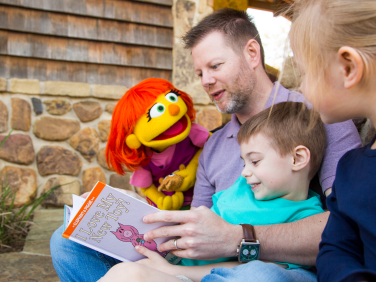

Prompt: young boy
[{"left": 99, "top": 102, "right": 326, "bottom": 282}]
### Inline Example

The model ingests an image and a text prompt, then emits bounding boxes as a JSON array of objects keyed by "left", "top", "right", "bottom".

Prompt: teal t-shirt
[{"left": 179, "top": 176, "right": 324, "bottom": 269}]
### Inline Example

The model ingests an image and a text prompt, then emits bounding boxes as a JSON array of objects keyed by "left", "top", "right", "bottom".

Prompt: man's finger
[
  {"left": 157, "top": 238, "right": 187, "bottom": 253},
  {"left": 143, "top": 210, "right": 195, "bottom": 225},
  {"left": 144, "top": 224, "right": 184, "bottom": 241}
]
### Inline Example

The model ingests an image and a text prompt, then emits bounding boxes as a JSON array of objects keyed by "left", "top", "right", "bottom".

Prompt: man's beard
[
  {"left": 213, "top": 90, "right": 249, "bottom": 114},
  {"left": 213, "top": 64, "right": 256, "bottom": 114}
]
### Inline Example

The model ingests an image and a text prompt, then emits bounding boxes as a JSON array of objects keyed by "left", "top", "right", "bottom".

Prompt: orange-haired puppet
[{"left": 106, "top": 78, "right": 210, "bottom": 210}]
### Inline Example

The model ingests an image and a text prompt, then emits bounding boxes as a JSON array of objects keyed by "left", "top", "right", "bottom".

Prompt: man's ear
[
  {"left": 244, "top": 39, "right": 261, "bottom": 69},
  {"left": 291, "top": 145, "right": 310, "bottom": 172},
  {"left": 337, "top": 46, "right": 364, "bottom": 89}
]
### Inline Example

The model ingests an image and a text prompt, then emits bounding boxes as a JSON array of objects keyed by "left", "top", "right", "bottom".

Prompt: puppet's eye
[
  {"left": 165, "top": 93, "right": 179, "bottom": 103},
  {"left": 149, "top": 103, "right": 165, "bottom": 119}
]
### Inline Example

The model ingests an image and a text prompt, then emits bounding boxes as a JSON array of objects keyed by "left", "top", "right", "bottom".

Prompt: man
[{"left": 51, "top": 8, "right": 361, "bottom": 281}]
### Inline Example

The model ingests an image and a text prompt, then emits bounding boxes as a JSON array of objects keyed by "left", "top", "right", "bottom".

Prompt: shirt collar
[
  {"left": 227, "top": 114, "right": 241, "bottom": 138},
  {"left": 264, "top": 82, "right": 289, "bottom": 109}
]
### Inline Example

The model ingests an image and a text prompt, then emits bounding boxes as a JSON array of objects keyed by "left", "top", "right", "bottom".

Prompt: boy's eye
[
  {"left": 147, "top": 103, "right": 165, "bottom": 121},
  {"left": 165, "top": 92, "right": 179, "bottom": 103}
]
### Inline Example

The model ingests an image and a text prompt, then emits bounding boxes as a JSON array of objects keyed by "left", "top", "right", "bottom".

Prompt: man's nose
[{"left": 201, "top": 72, "right": 216, "bottom": 89}]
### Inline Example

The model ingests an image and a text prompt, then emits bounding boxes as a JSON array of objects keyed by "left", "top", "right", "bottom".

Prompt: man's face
[{"left": 191, "top": 31, "right": 256, "bottom": 114}]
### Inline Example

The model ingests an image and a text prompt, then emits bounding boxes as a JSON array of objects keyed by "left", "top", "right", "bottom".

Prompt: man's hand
[{"left": 143, "top": 206, "right": 243, "bottom": 260}]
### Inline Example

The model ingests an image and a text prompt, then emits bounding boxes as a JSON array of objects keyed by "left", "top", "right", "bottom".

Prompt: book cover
[{"left": 63, "top": 181, "right": 178, "bottom": 263}]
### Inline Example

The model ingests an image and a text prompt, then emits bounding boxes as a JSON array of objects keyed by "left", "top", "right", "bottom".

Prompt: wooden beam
[{"left": 248, "top": 0, "right": 275, "bottom": 12}]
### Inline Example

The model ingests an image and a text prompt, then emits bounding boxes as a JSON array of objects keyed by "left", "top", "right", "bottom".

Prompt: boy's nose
[
  {"left": 168, "top": 104, "right": 180, "bottom": 116},
  {"left": 241, "top": 168, "right": 253, "bottom": 178}
]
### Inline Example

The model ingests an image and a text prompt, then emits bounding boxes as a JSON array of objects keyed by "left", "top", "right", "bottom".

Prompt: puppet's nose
[{"left": 168, "top": 104, "right": 180, "bottom": 116}]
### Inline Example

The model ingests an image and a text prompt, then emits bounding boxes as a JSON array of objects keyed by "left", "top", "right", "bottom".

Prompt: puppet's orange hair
[{"left": 106, "top": 78, "right": 196, "bottom": 174}]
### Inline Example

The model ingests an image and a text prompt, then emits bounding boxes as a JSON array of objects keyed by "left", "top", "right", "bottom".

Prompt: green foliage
[{"left": 0, "top": 130, "right": 60, "bottom": 249}]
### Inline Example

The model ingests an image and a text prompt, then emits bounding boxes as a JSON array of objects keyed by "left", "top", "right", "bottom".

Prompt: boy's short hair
[
  {"left": 237, "top": 102, "right": 326, "bottom": 180},
  {"left": 182, "top": 8, "right": 265, "bottom": 69}
]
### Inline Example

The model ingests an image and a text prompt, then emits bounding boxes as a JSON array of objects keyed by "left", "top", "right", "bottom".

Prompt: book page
[{"left": 63, "top": 182, "right": 178, "bottom": 262}]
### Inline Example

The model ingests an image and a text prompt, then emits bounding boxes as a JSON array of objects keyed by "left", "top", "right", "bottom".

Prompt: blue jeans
[
  {"left": 51, "top": 225, "right": 317, "bottom": 282},
  {"left": 50, "top": 225, "right": 121, "bottom": 282},
  {"left": 202, "top": 260, "right": 317, "bottom": 282}
]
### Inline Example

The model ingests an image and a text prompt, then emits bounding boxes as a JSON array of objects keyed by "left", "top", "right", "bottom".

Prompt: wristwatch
[{"left": 237, "top": 224, "right": 260, "bottom": 263}]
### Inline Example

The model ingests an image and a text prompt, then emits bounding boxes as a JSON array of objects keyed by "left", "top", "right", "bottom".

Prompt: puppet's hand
[
  {"left": 156, "top": 192, "right": 184, "bottom": 210},
  {"left": 174, "top": 148, "right": 203, "bottom": 192},
  {"left": 174, "top": 163, "right": 198, "bottom": 192}
]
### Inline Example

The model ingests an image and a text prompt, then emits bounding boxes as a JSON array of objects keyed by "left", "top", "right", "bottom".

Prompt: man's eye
[
  {"left": 211, "top": 63, "right": 222, "bottom": 70},
  {"left": 165, "top": 92, "right": 179, "bottom": 103},
  {"left": 147, "top": 103, "right": 165, "bottom": 121},
  {"left": 252, "top": 160, "right": 259, "bottom": 165}
]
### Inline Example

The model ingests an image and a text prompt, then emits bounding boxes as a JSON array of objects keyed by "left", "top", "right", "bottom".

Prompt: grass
[{"left": 0, "top": 131, "right": 61, "bottom": 252}]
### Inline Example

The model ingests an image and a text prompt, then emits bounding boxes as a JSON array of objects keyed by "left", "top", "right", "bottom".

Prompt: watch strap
[{"left": 240, "top": 224, "right": 256, "bottom": 242}]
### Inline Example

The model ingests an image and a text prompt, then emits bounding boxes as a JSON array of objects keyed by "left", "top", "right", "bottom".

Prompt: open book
[{"left": 63, "top": 181, "right": 180, "bottom": 264}]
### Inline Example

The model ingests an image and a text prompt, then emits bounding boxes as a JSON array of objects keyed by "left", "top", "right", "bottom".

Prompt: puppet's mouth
[{"left": 153, "top": 116, "right": 188, "bottom": 141}]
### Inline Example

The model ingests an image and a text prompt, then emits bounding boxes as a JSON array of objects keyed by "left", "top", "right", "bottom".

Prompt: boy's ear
[
  {"left": 126, "top": 134, "right": 141, "bottom": 149},
  {"left": 337, "top": 46, "right": 364, "bottom": 89},
  {"left": 291, "top": 145, "right": 310, "bottom": 172}
]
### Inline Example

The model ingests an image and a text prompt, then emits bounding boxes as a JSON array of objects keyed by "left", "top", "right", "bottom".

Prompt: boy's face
[{"left": 240, "top": 133, "right": 295, "bottom": 201}]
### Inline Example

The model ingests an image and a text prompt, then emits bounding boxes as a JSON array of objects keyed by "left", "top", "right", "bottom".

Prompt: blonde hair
[
  {"left": 289, "top": 0, "right": 376, "bottom": 104},
  {"left": 237, "top": 102, "right": 326, "bottom": 180}
]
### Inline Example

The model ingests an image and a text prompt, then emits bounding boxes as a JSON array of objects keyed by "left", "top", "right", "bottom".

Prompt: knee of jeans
[{"left": 50, "top": 225, "right": 65, "bottom": 257}]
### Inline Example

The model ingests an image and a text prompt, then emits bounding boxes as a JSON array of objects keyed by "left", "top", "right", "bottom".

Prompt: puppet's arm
[
  {"left": 141, "top": 184, "right": 184, "bottom": 210},
  {"left": 173, "top": 148, "right": 203, "bottom": 192}
]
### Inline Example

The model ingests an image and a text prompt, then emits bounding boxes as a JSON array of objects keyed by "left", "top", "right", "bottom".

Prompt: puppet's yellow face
[{"left": 133, "top": 90, "right": 191, "bottom": 151}]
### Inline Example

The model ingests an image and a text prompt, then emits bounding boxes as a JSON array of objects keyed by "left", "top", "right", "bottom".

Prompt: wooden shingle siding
[
  {"left": 0, "top": 55, "right": 171, "bottom": 85},
  {"left": 0, "top": 6, "right": 173, "bottom": 48},
  {"left": 2, "top": 31, "right": 172, "bottom": 69},
  {"left": 0, "top": 0, "right": 173, "bottom": 87},
  {"left": 0, "top": 0, "right": 173, "bottom": 27}
]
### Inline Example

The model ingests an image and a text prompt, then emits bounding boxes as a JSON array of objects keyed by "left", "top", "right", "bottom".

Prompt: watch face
[{"left": 240, "top": 244, "right": 259, "bottom": 261}]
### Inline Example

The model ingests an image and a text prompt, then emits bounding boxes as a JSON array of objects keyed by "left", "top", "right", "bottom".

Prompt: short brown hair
[
  {"left": 182, "top": 8, "right": 265, "bottom": 69},
  {"left": 237, "top": 102, "right": 326, "bottom": 179}
]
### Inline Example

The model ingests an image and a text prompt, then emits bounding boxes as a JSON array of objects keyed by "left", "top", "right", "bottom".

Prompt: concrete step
[
  {"left": 23, "top": 209, "right": 64, "bottom": 256},
  {"left": 0, "top": 251, "right": 59, "bottom": 282},
  {"left": 0, "top": 208, "right": 64, "bottom": 282}
]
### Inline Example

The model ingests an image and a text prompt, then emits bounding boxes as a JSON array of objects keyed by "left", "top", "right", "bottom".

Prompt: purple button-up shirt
[{"left": 191, "top": 83, "right": 362, "bottom": 208}]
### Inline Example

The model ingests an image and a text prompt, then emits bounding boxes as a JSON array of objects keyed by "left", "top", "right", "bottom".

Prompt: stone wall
[
  {"left": 172, "top": 0, "right": 213, "bottom": 104},
  {"left": 0, "top": 77, "right": 223, "bottom": 207}
]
